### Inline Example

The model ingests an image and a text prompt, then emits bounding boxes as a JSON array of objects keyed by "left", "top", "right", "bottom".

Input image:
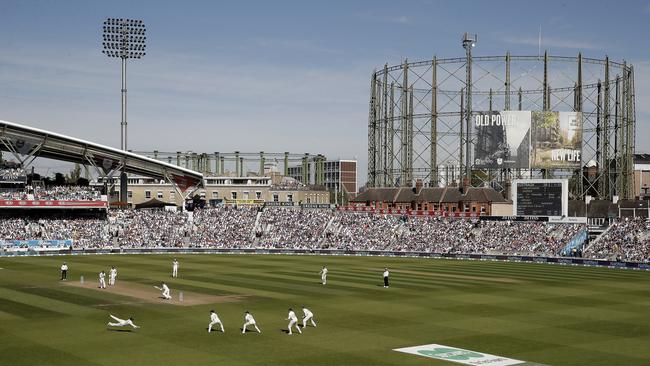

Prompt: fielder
[
  {"left": 172, "top": 259, "right": 179, "bottom": 278},
  {"left": 109, "top": 266, "right": 117, "bottom": 286},
  {"left": 208, "top": 310, "right": 224, "bottom": 333},
  {"left": 286, "top": 308, "right": 302, "bottom": 335},
  {"left": 107, "top": 314, "right": 139, "bottom": 329},
  {"left": 154, "top": 283, "right": 172, "bottom": 300},
  {"left": 60, "top": 262, "right": 68, "bottom": 281},
  {"left": 319, "top": 266, "right": 328, "bottom": 285},
  {"left": 302, "top": 306, "right": 316, "bottom": 328},
  {"left": 99, "top": 271, "right": 106, "bottom": 289},
  {"left": 242, "top": 311, "right": 261, "bottom": 334}
]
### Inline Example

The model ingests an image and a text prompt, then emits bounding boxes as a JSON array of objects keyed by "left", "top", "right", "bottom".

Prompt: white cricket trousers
[
  {"left": 242, "top": 321, "right": 261, "bottom": 333},
  {"left": 303, "top": 315, "right": 316, "bottom": 328},
  {"left": 208, "top": 320, "right": 224, "bottom": 332},
  {"left": 288, "top": 319, "right": 302, "bottom": 334}
]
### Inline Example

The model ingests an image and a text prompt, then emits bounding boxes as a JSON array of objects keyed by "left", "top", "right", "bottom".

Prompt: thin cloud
[
  {"left": 357, "top": 12, "right": 413, "bottom": 25},
  {"left": 502, "top": 35, "right": 601, "bottom": 51},
  {"left": 253, "top": 38, "right": 342, "bottom": 55},
  {"left": 386, "top": 15, "right": 412, "bottom": 24}
]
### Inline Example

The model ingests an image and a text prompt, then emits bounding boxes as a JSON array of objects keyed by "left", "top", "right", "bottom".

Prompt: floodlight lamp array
[{"left": 102, "top": 18, "right": 146, "bottom": 59}]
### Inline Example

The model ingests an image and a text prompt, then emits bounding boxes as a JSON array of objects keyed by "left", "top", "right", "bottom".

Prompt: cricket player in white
[
  {"left": 109, "top": 266, "right": 117, "bottom": 286},
  {"left": 319, "top": 266, "right": 328, "bottom": 285},
  {"left": 208, "top": 310, "right": 224, "bottom": 333},
  {"left": 107, "top": 315, "right": 140, "bottom": 328},
  {"left": 161, "top": 283, "right": 171, "bottom": 299},
  {"left": 242, "top": 311, "right": 261, "bottom": 334},
  {"left": 286, "top": 308, "right": 302, "bottom": 335},
  {"left": 99, "top": 271, "right": 106, "bottom": 289},
  {"left": 172, "top": 259, "right": 179, "bottom": 278},
  {"left": 302, "top": 306, "right": 316, "bottom": 328}
]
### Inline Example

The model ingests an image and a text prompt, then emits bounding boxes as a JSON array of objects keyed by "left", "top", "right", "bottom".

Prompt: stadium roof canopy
[{"left": 0, "top": 119, "right": 203, "bottom": 190}]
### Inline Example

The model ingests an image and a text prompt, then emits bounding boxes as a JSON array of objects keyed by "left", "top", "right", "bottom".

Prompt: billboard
[
  {"left": 530, "top": 111, "right": 582, "bottom": 169},
  {"left": 473, "top": 111, "right": 582, "bottom": 170},
  {"left": 473, "top": 111, "right": 531, "bottom": 169}
]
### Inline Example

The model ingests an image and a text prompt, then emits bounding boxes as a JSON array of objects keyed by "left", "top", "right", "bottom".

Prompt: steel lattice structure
[{"left": 367, "top": 52, "right": 636, "bottom": 200}]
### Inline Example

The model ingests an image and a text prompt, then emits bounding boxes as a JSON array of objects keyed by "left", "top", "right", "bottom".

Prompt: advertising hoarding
[
  {"left": 473, "top": 111, "right": 531, "bottom": 169},
  {"left": 530, "top": 111, "right": 583, "bottom": 169}
]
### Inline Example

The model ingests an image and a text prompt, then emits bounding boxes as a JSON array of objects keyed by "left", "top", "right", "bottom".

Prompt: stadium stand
[
  {"left": 584, "top": 217, "right": 650, "bottom": 262},
  {"left": 0, "top": 206, "right": 603, "bottom": 259}
]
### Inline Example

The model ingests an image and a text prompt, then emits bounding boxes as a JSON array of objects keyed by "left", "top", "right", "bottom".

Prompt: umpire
[
  {"left": 383, "top": 267, "right": 389, "bottom": 288},
  {"left": 60, "top": 262, "right": 68, "bottom": 281}
]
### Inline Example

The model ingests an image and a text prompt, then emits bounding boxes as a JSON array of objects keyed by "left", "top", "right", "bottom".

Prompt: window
[
  {"left": 127, "top": 191, "right": 133, "bottom": 198},
  {"left": 255, "top": 191, "right": 262, "bottom": 199},
  {"left": 212, "top": 191, "right": 219, "bottom": 199},
  {"left": 306, "top": 197, "right": 311, "bottom": 203},
  {"left": 273, "top": 193, "right": 279, "bottom": 202},
  {"left": 231, "top": 191, "right": 237, "bottom": 200},
  {"left": 243, "top": 191, "right": 249, "bottom": 200},
  {"left": 170, "top": 191, "right": 175, "bottom": 201},
  {"left": 145, "top": 191, "right": 151, "bottom": 199},
  {"left": 157, "top": 191, "right": 164, "bottom": 199},
  {"left": 287, "top": 194, "right": 293, "bottom": 202}
]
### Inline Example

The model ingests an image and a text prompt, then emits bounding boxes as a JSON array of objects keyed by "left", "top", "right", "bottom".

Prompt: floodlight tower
[
  {"left": 462, "top": 33, "right": 477, "bottom": 186},
  {"left": 101, "top": 18, "right": 146, "bottom": 204}
]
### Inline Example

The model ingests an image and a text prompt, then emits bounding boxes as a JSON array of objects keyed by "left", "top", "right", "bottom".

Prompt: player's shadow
[
  {"left": 107, "top": 328, "right": 133, "bottom": 332},
  {"left": 282, "top": 328, "right": 304, "bottom": 334}
]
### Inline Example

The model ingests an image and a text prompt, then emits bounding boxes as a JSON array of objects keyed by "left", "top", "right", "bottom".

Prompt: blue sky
[{"left": 1, "top": 0, "right": 649, "bottom": 181}]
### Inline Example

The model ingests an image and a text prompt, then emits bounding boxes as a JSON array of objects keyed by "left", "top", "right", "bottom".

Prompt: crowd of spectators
[
  {"left": 323, "top": 213, "right": 403, "bottom": 250},
  {"left": 0, "top": 217, "right": 107, "bottom": 248},
  {"left": 0, "top": 191, "right": 28, "bottom": 200},
  {"left": 7, "top": 207, "right": 650, "bottom": 262},
  {"left": 585, "top": 217, "right": 650, "bottom": 262},
  {"left": 258, "top": 208, "right": 332, "bottom": 248},
  {"left": 190, "top": 206, "right": 258, "bottom": 248},
  {"left": 388, "top": 217, "right": 477, "bottom": 253},
  {"left": 108, "top": 210, "right": 190, "bottom": 248},
  {"left": 0, "top": 167, "right": 26, "bottom": 181},
  {"left": 466, "top": 220, "right": 582, "bottom": 256},
  {"left": 1, "top": 186, "right": 101, "bottom": 201},
  {"left": 32, "top": 186, "right": 101, "bottom": 201}
]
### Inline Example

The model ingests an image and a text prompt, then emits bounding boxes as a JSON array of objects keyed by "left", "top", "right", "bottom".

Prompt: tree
[
  {"left": 67, "top": 164, "right": 82, "bottom": 184},
  {"left": 76, "top": 177, "right": 90, "bottom": 186},
  {"left": 54, "top": 172, "right": 66, "bottom": 186}
]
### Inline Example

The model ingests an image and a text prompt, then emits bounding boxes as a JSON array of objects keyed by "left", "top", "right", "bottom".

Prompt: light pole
[
  {"left": 102, "top": 18, "right": 146, "bottom": 205},
  {"left": 462, "top": 33, "right": 477, "bottom": 187}
]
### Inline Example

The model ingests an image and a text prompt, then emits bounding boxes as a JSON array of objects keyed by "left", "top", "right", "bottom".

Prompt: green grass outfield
[{"left": 0, "top": 254, "right": 649, "bottom": 366}]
